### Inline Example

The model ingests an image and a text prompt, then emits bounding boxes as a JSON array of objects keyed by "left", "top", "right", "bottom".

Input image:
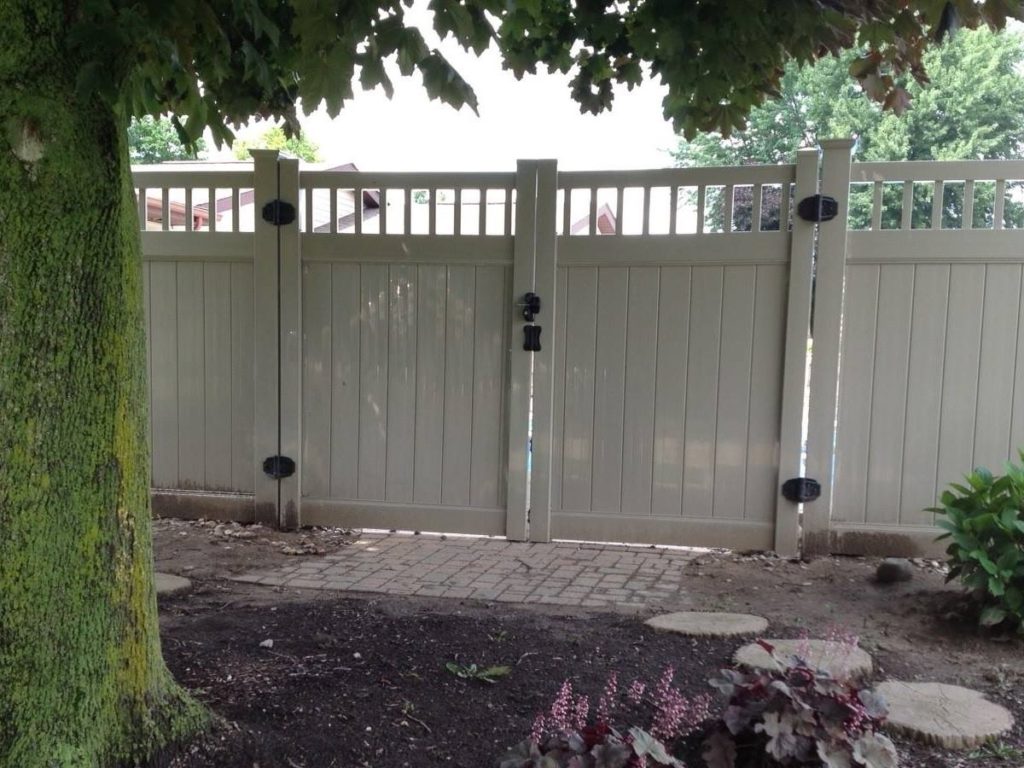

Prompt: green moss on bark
[{"left": 0, "top": 4, "right": 206, "bottom": 766}]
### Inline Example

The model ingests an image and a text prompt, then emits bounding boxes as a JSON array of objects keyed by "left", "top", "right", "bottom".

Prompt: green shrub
[{"left": 932, "top": 458, "right": 1024, "bottom": 630}]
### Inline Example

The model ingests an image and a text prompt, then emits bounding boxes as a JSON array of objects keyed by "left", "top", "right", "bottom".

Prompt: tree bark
[{"left": 0, "top": 5, "right": 206, "bottom": 766}]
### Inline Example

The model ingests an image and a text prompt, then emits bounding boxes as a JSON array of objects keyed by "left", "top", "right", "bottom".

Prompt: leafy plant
[
  {"left": 446, "top": 661, "right": 511, "bottom": 684},
  {"left": 703, "top": 641, "right": 896, "bottom": 768},
  {"left": 932, "top": 458, "right": 1024, "bottom": 630},
  {"left": 498, "top": 669, "right": 711, "bottom": 768},
  {"left": 968, "top": 740, "right": 1024, "bottom": 762}
]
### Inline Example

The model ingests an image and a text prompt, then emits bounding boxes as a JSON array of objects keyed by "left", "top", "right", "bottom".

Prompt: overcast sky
[{"left": 210, "top": 9, "right": 680, "bottom": 172}]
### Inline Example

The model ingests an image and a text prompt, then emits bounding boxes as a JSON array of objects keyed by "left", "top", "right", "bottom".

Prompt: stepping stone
[
  {"left": 875, "top": 681, "right": 1014, "bottom": 749},
  {"left": 645, "top": 611, "right": 768, "bottom": 637},
  {"left": 734, "top": 639, "right": 873, "bottom": 679},
  {"left": 155, "top": 572, "right": 192, "bottom": 596}
]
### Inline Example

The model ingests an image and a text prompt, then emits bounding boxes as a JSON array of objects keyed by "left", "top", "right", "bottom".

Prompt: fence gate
[
  {"left": 526, "top": 155, "right": 820, "bottom": 555},
  {"left": 291, "top": 160, "right": 550, "bottom": 538},
  {"left": 136, "top": 152, "right": 818, "bottom": 555}
]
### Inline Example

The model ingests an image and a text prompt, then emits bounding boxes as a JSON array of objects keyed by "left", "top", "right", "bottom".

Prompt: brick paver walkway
[{"left": 234, "top": 531, "right": 701, "bottom": 610}]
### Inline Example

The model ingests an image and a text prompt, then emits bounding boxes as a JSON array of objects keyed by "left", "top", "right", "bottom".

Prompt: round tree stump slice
[{"left": 875, "top": 681, "right": 1014, "bottom": 749}]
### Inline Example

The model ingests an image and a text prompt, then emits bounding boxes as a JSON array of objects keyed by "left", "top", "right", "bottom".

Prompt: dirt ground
[{"left": 156, "top": 519, "right": 1024, "bottom": 768}]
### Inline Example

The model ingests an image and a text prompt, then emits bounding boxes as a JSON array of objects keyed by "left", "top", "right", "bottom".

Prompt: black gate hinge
[
  {"left": 263, "top": 455, "right": 296, "bottom": 480},
  {"left": 796, "top": 194, "right": 839, "bottom": 223},
  {"left": 261, "top": 199, "right": 296, "bottom": 226},
  {"left": 781, "top": 477, "right": 821, "bottom": 503}
]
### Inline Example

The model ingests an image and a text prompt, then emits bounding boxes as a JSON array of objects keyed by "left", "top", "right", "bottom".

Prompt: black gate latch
[
  {"left": 781, "top": 477, "right": 821, "bottom": 503},
  {"left": 263, "top": 455, "right": 296, "bottom": 480},
  {"left": 261, "top": 199, "right": 296, "bottom": 226},
  {"left": 796, "top": 195, "right": 839, "bottom": 223},
  {"left": 522, "top": 292, "right": 542, "bottom": 321},
  {"left": 523, "top": 325, "right": 542, "bottom": 352}
]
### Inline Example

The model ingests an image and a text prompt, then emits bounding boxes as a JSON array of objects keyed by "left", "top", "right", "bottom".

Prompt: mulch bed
[
  {"left": 162, "top": 594, "right": 732, "bottom": 767},
  {"left": 161, "top": 590, "right": 1023, "bottom": 768}
]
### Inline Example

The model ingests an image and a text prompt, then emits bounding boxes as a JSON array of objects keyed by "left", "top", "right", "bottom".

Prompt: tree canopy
[
  {"left": 674, "top": 26, "right": 1024, "bottom": 166},
  {"left": 127, "top": 116, "right": 206, "bottom": 163},
  {"left": 675, "top": 26, "right": 1024, "bottom": 231},
  {"left": 67, "top": 0, "right": 1024, "bottom": 148},
  {"left": 232, "top": 125, "right": 321, "bottom": 162}
]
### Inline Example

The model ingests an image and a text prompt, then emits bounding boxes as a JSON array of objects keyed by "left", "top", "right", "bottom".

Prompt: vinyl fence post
[
  {"left": 252, "top": 150, "right": 280, "bottom": 527},
  {"left": 803, "top": 138, "right": 855, "bottom": 555},
  {"left": 276, "top": 155, "right": 302, "bottom": 529},
  {"left": 528, "top": 160, "right": 559, "bottom": 543},
  {"left": 774, "top": 147, "right": 820, "bottom": 557},
  {"left": 251, "top": 150, "right": 302, "bottom": 529},
  {"left": 505, "top": 161, "right": 538, "bottom": 541}
]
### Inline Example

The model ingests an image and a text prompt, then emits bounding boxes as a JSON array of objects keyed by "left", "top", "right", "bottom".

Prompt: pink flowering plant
[
  {"left": 702, "top": 641, "right": 897, "bottom": 768},
  {"left": 498, "top": 668, "right": 712, "bottom": 768}
]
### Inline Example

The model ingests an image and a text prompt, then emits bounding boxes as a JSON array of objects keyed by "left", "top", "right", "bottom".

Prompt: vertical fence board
[
  {"left": 358, "top": 264, "right": 389, "bottom": 500},
  {"left": 620, "top": 267, "right": 660, "bottom": 516},
  {"left": 900, "top": 265, "right": 950, "bottom": 525},
  {"left": 441, "top": 266, "right": 476, "bottom": 506},
  {"left": 149, "top": 262, "right": 179, "bottom": 488},
  {"left": 230, "top": 263, "right": 254, "bottom": 492},
  {"left": 590, "top": 268, "right": 629, "bottom": 512},
  {"left": 176, "top": 263, "right": 206, "bottom": 487},
  {"left": 682, "top": 267, "right": 724, "bottom": 517},
  {"left": 385, "top": 265, "right": 418, "bottom": 503},
  {"left": 864, "top": 265, "right": 914, "bottom": 525},
  {"left": 831, "top": 265, "right": 880, "bottom": 525},
  {"left": 746, "top": 265, "right": 786, "bottom": 522},
  {"left": 936, "top": 265, "right": 985, "bottom": 499},
  {"left": 329, "top": 264, "right": 361, "bottom": 499},
  {"left": 413, "top": 265, "right": 447, "bottom": 504},
  {"left": 550, "top": 267, "right": 569, "bottom": 511},
  {"left": 302, "top": 263, "right": 333, "bottom": 498},
  {"left": 203, "top": 263, "right": 233, "bottom": 490},
  {"left": 973, "top": 265, "right": 1022, "bottom": 471},
  {"left": 713, "top": 266, "right": 757, "bottom": 519},
  {"left": 559, "top": 268, "right": 598, "bottom": 511},
  {"left": 651, "top": 267, "right": 690, "bottom": 517},
  {"left": 470, "top": 266, "right": 506, "bottom": 508}
]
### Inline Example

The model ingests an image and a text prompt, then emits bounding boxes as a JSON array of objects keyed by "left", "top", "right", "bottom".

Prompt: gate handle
[{"left": 518, "top": 292, "right": 541, "bottom": 322}]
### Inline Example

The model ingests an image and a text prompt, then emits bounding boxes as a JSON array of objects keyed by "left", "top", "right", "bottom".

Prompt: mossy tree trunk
[{"left": 0, "top": 4, "right": 205, "bottom": 766}]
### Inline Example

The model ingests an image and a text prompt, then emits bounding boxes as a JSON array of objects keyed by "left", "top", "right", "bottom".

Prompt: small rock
[
  {"left": 154, "top": 572, "right": 192, "bottom": 596},
  {"left": 259, "top": 639, "right": 274, "bottom": 649},
  {"left": 876, "top": 558, "right": 914, "bottom": 584}
]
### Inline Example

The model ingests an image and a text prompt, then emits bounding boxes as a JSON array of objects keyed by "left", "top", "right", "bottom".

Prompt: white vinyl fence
[{"left": 136, "top": 144, "right": 1024, "bottom": 557}]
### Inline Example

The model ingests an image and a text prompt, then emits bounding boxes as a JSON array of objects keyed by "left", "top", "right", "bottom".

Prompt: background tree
[
  {"left": 127, "top": 116, "right": 206, "bottom": 164},
  {"left": 675, "top": 27, "right": 1024, "bottom": 230},
  {"left": 2, "top": 2, "right": 1021, "bottom": 766},
  {"left": 233, "top": 126, "right": 321, "bottom": 162}
]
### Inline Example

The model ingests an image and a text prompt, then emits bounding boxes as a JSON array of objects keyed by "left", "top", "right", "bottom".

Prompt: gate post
[
  {"left": 251, "top": 150, "right": 302, "bottom": 529},
  {"left": 803, "top": 139, "right": 855, "bottom": 555},
  {"left": 527, "top": 160, "right": 559, "bottom": 543},
  {"left": 774, "top": 148, "right": 820, "bottom": 557},
  {"left": 505, "top": 161, "right": 537, "bottom": 541},
  {"left": 506, "top": 160, "right": 558, "bottom": 542}
]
